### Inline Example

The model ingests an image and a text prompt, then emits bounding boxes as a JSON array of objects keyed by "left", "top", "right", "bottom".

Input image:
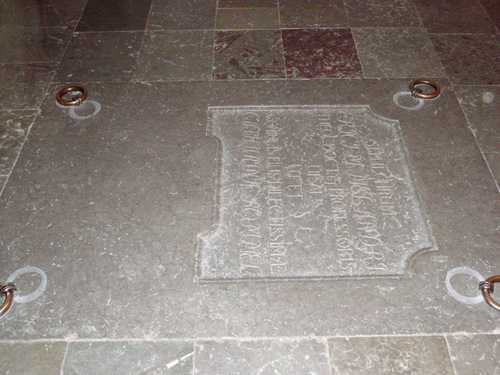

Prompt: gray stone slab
[
  {"left": 0, "top": 80, "right": 498, "bottom": 341},
  {"left": 148, "top": 0, "right": 217, "bottom": 30},
  {"left": 343, "top": 0, "right": 419, "bottom": 27},
  {"left": 216, "top": 8, "right": 280, "bottom": 29},
  {"left": 0, "top": 175, "right": 7, "bottom": 195},
  {"left": 328, "top": 336, "right": 455, "bottom": 374},
  {"left": 0, "top": 342, "right": 67, "bottom": 375},
  {"left": 485, "top": 152, "right": 500, "bottom": 190},
  {"left": 279, "top": 0, "right": 348, "bottom": 28},
  {"left": 195, "top": 339, "right": 330, "bottom": 375},
  {"left": 447, "top": 334, "right": 500, "bottom": 375},
  {"left": 63, "top": 341, "right": 194, "bottom": 375},
  {"left": 198, "top": 105, "right": 435, "bottom": 280}
]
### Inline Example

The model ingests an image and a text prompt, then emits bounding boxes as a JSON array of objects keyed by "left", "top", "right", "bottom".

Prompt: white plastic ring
[
  {"left": 6, "top": 266, "right": 47, "bottom": 303},
  {"left": 68, "top": 100, "right": 101, "bottom": 120},
  {"left": 393, "top": 91, "right": 425, "bottom": 111},
  {"left": 445, "top": 267, "right": 485, "bottom": 305}
]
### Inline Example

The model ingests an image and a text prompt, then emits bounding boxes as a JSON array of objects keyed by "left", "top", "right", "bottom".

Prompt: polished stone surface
[
  {"left": 344, "top": 0, "right": 419, "bottom": 27},
  {"left": 55, "top": 32, "right": 143, "bottom": 82},
  {"left": 431, "top": 34, "right": 500, "bottom": 85},
  {"left": 218, "top": 0, "right": 277, "bottom": 7},
  {"left": 135, "top": 31, "right": 214, "bottom": 82},
  {"left": 216, "top": 8, "right": 280, "bottom": 30},
  {"left": 282, "top": 29, "right": 362, "bottom": 79},
  {"left": 214, "top": 31, "right": 285, "bottom": 80},
  {"left": 480, "top": 0, "right": 500, "bottom": 30},
  {"left": 279, "top": 0, "right": 348, "bottom": 28},
  {"left": 447, "top": 334, "right": 500, "bottom": 375},
  {"left": 148, "top": 0, "right": 216, "bottom": 30},
  {"left": 76, "top": 0, "right": 152, "bottom": 32},
  {"left": 0, "top": 342, "right": 67, "bottom": 375},
  {"left": 353, "top": 28, "right": 445, "bottom": 78},
  {"left": 328, "top": 336, "right": 455, "bottom": 374}
]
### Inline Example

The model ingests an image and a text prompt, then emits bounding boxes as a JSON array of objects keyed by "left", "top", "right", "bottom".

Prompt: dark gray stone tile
[
  {"left": 344, "top": 0, "right": 419, "bottom": 27},
  {"left": 216, "top": 8, "right": 279, "bottom": 29},
  {"left": 0, "top": 63, "right": 56, "bottom": 110},
  {"left": 0, "top": 342, "right": 67, "bottom": 375},
  {"left": 447, "top": 334, "right": 500, "bottom": 375},
  {"left": 353, "top": 28, "right": 445, "bottom": 78},
  {"left": 485, "top": 152, "right": 500, "bottom": 189},
  {"left": 329, "top": 336, "right": 455, "bottom": 374},
  {"left": 148, "top": 0, "right": 216, "bottom": 30},
  {"left": 76, "top": 0, "right": 152, "bottom": 32},
  {"left": 135, "top": 31, "right": 214, "bottom": 81},
  {"left": 195, "top": 339, "right": 330, "bottom": 375},
  {"left": 431, "top": 34, "right": 500, "bottom": 85},
  {"left": 63, "top": 341, "right": 194, "bottom": 375},
  {"left": 0, "top": 110, "right": 37, "bottom": 174},
  {"left": 213, "top": 30, "right": 285, "bottom": 79},
  {"left": 413, "top": 0, "right": 496, "bottom": 33},
  {"left": 0, "top": 175, "right": 7, "bottom": 195},
  {"left": 55, "top": 32, "right": 143, "bottom": 82},
  {"left": 0, "top": 27, "right": 72, "bottom": 63},
  {"left": 218, "top": 0, "right": 277, "bottom": 7},
  {"left": 279, "top": 0, "right": 348, "bottom": 28}
]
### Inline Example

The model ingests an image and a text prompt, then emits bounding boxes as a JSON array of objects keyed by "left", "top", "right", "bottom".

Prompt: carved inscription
[{"left": 197, "top": 106, "right": 436, "bottom": 280}]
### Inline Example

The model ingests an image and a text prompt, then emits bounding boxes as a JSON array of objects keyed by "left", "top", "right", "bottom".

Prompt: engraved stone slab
[{"left": 197, "top": 106, "right": 435, "bottom": 280}]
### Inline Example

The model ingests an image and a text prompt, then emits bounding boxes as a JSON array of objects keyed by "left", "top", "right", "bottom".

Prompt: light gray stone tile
[
  {"left": 0, "top": 342, "right": 67, "bottom": 375},
  {"left": 279, "top": 0, "right": 348, "bottom": 28},
  {"left": 195, "top": 339, "right": 330, "bottom": 375},
  {"left": 329, "top": 336, "right": 455, "bottom": 374},
  {"left": 216, "top": 8, "right": 279, "bottom": 29},
  {"left": 63, "top": 341, "right": 194, "bottom": 375},
  {"left": 353, "top": 28, "right": 446, "bottom": 78},
  {"left": 135, "top": 31, "right": 214, "bottom": 81},
  {"left": 447, "top": 334, "right": 500, "bottom": 375},
  {"left": 344, "top": 0, "right": 419, "bottom": 27}
]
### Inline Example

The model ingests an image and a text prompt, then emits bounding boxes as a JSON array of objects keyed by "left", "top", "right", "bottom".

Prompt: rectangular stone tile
[
  {"left": 413, "top": 0, "right": 496, "bottom": 33},
  {"left": 447, "top": 334, "right": 500, "bottom": 375},
  {"left": 135, "top": 31, "right": 213, "bottom": 82},
  {"left": 148, "top": 0, "right": 216, "bottom": 30},
  {"left": 216, "top": 8, "right": 279, "bottom": 30},
  {"left": 279, "top": 0, "right": 348, "bottom": 28},
  {"left": 218, "top": 0, "right": 277, "bottom": 7},
  {"left": 0, "top": 63, "right": 56, "bottom": 110},
  {"left": 282, "top": 29, "right": 362, "bottom": 78},
  {"left": 329, "top": 336, "right": 455, "bottom": 374},
  {"left": 213, "top": 30, "right": 285, "bottom": 79},
  {"left": 480, "top": 0, "right": 500, "bottom": 31},
  {"left": 431, "top": 34, "right": 500, "bottom": 85},
  {"left": 76, "top": 0, "right": 152, "bottom": 32},
  {"left": 0, "top": 110, "right": 37, "bottom": 174},
  {"left": 344, "top": 0, "right": 419, "bottom": 27},
  {"left": 0, "top": 27, "right": 71, "bottom": 63},
  {"left": 0, "top": 342, "right": 67, "bottom": 375},
  {"left": 63, "top": 341, "right": 194, "bottom": 375},
  {"left": 485, "top": 152, "right": 500, "bottom": 190},
  {"left": 55, "top": 32, "right": 143, "bottom": 82},
  {"left": 353, "top": 28, "right": 445, "bottom": 78},
  {"left": 195, "top": 339, "right": 330, "bottom": 375}
]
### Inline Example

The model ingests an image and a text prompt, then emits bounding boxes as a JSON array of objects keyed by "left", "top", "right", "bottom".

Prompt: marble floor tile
[
  {"left": 279, "top": 0, "right": 348, "bottom": 28},
  {"left": 76, "top": 0, "right": 152, "bottom": 32},
  {"left": 135, "top": 31, "right": 214, "bottom": 81},
  {"left": 195, "top": 339, "right": 331, "bottom": 375},
  {"left": 0, "top": 342, "right": 67, "bottom": 375},
  {"left": 0, "top": 175, "right": 7, "bottom": 194},
  {"left": 216, "top": 8, "right": 279, "bottom": 30},
  {"left": 447, "top": 334, "right": 500, "bottom": 375},
  {"left": 0, "top": 110, "right": 37, "bottom": 174},
  {"left": 0, "top": 63, "right": 57, "bottom": 110},
  {"left": 328, "top": 336, "right": 455, "bottom": 375},
  {"left": 343, "top": 0, "right": 419, "bottom": 27},
  {"left": 55, "top": 32, "right": 143, "bottom": 82},
  {"left": 480, "top": 0, "right": 500, "bottom": 31},
  {"left": 63, "top": 341, "right": 194, "bottom": 375},
  {"left": 431, "top": 34, "right": 500, "bottom": 85},
  {"left": 413, "top": 0, "right": 496, "bottom": 34},
  {"left": 218, "top": 0, "right": 277, "bottom": 7},
  {"left": 0, "top": 27, "right": 71, "bottom": 63},
  {"left": 213, "top": 30, "right": 285, "bottom": 79},
  {"left": 485, "top": 152, "right": 500, "bottom": 189},
  {"left": 0, "top": 0, "right": 86, "bottom": 29},
  {"left": 353, "top": 28, "right": 445, "bottom": 78},
  {"left": 282, "top": 28, "right": 362, "bottom": 78},
  {"left": 148, "top": 0, "right": 216, "bottom": 30}
]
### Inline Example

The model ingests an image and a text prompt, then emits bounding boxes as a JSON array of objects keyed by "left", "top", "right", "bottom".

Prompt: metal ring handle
[
  {"left": 0, "top": 283, "right": 15, "bottom": 318},
  {"left": 56, "top": 86, "right": 88, "bottom": 106},
  {"left": 409, "top": 79, "right": 441, "bottom": 100},
  {"left": 479, "top": 275, "right": 500, "bottom": 312}
]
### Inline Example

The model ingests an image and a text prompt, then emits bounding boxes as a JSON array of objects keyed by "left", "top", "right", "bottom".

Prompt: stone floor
[{"left": 0, "top": 0, "right": 499, "bottom": 374}]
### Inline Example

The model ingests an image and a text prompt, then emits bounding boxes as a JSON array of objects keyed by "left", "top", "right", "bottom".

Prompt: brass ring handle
[
  {"left": 0, "top": 283, "right": 16, "bottom": 318},
  {"left": 479, "top": 275, "right": 500, "bottom": 312},
  {"left": 409, "top": 79, "right": 441, "bottom": 100},
  {"left": 56, "top": 86, "right": 88, "bottom": 106}
]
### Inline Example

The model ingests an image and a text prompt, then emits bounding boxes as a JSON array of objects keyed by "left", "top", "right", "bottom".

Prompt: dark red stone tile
[
  {"left": 282, "top": 29, "right": 362, "bottom": 79},
  {"left": 480, "top": 0, "right": 500, "bottom": 31}
]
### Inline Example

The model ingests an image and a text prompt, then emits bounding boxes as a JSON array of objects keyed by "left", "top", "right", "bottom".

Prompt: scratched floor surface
[{"left": 0, "top": 1, "right": 499, "bottom": 374}]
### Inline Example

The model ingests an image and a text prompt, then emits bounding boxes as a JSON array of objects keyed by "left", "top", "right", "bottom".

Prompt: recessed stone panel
[{"left": 197, "top": 106, "right": 435, "bottom": 280}]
